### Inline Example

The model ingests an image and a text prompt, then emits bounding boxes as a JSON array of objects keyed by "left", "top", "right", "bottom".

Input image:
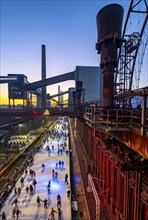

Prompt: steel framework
[{"left": 115, "top": 0, "right": 148, "bottom": 95}]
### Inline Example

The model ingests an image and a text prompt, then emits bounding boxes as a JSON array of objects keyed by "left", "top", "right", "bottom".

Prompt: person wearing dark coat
[{"left": 0, "top": 212, "right": 6, "bottom": 220}]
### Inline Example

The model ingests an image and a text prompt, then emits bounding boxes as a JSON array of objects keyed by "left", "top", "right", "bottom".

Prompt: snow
[{"left": 1, "top": 119, "right": 71, "bottom": 220}]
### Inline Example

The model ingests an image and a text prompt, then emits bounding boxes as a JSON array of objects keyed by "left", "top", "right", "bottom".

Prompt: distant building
[
  {"left": 74, "top": 66, "right": 102, "bottom": 103},
  {"left": 68, "top": 87, "right": 75, "bottom": 106},
  {"left": 8, "top": 74, "right": 28, "bottom": 100}
]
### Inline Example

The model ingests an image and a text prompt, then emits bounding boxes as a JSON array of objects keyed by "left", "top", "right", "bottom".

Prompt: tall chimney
[
  {"left": 58, "top": 85, "right": 60, "bottom": 105},
  {"left": 41, "top": 44, "right": 47, "bottom": 109},
  {"left": 96, "top": 4, "right": 124, "bottom": 107}
]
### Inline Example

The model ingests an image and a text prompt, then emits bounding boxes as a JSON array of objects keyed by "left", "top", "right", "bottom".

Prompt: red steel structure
[
  {"left": 73, "top": 1, "right": 148, "bottom": 219},
  {"left": 76, "top": 113, "right": 147, "bottom": 220}
]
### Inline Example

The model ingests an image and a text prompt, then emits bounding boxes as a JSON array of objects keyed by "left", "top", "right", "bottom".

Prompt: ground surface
[{"left": 1, "top": 120, "right": 71, "bottom": 220}]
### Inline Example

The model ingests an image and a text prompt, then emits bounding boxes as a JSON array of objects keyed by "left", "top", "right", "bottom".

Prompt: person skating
[
  {"left": 57, "top": 199, "right": 61, "bottom": 208},
  {"left": 65, "top": 173, "right": 68, "bottom": 184},
  {"left": 25, "top": 169, "right": 28, "bottom": 176},
  {"left": 57, "top": 194, "right": 61, "bottom": 208},
  {"left": 20, "top": 177, "right": 24, "bottom": 188},
  {"left": 58, "top": 208, "right": 63, "bottom": 220},
  {"left": 47, "top": 180, "right": 51, "bottom": 193},
  {"left": 57, "top": 194, "right": 61, "bottom": 201},
  {"left": 47, "top": 180, "right": 51, "bottom": 189},
  {"left": 25, "top": 186, "right": 29, "bottom": 194},
  {"left": 67, "top": 190, "right": 70, "bottom": 198},
  {"left": 55, "top": 172, "right": 59, "bottom": 180},
  {"left": 59, "top": 161, "right": 61, "bottom": 168},
  {"left": 14, "top": 187, "right": 17, "bottom": 194},
  {"left": 37, "top": 195, "right": 41, "bottom": 207},
  {"left": 11, "top": 207, "right": 16, "bottom": 219},
  {"left": 49, "top": 207, "right": 57, "bottom": 220},
  {"left": 52, "top": 169, "right": 55, "bottom": 178},
  {"left": 55, "top": 162, "right": 58, "bottom": 169},
  {"left": 32, "top": 179, "right": 37, "bottom": 188},
  {"left": 29, "top": 184, "right": 33, "bottom": 195},
  {"left": 61, "top": 161, "right": 64, "bottom": 169},
  {"left": 16, "top": 208, "right": 21, "bottom": 219},
  {"left": 11, "top": 198, "right": 18, "bottom": 208},
  {"left": 17, "top": 187, "right": 21, "bottom": 196},
  {"left": 41, "top": 163, "right": 45, "bottom": 172},
  {"left": 0, "top": 211, "right": 6, "bottom": 220},
  {"left": 42, "top": 198, "right": 48, "bottom": 209}
]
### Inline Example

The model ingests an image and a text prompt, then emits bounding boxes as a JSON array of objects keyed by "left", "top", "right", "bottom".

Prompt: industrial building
[{"left": 0, "top": 1, "right": 147, "bottom": 220}]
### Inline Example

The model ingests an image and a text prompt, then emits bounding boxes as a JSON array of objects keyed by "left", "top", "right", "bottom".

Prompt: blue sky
[{"left": 0, "top": 0, "right": 147, "bottom": 104}]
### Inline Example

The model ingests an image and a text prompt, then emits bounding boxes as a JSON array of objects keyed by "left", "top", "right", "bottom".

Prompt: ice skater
[
  {"left": 32, "top": 179, "right": 37, "bottom": 188},
  {"left": 52, "top": 169, "right": 55, "bottom": 178},
  {"left": 47, "top": 180, "right": 51, "bottom": 193},
  {"left": 11, "top": 207, "right": 16, "bottom": 219},
  {"left": 41, "top": 163, "right": 45, "bottom": 172},
  {"left": 16, "top": 208, "right": 21, "bottom": 219},
  {"left": 49, "top": 207, "right": 57, "bottom": 220},
  {"left": 42, "top": 198, "right": 48, "bottom": 209},
  {"left": 0, "top": 211, "right": 6, "bottom": 220},
  {"left": 37, "top": 195, "right": 41, "bottom": 207},
  {"left": 65, "top": 173, "right": 68, "bottom": 184},
  {"left": 58, "top": 208, "right": 63, "bottom": 220},
  {"left": 55, "top": 172, "right": 59, "bottom": 181}
]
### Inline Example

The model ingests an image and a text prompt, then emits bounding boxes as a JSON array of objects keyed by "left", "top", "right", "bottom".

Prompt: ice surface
[{"left": 1, "top": 120, "right": 71, "bottom": 220}]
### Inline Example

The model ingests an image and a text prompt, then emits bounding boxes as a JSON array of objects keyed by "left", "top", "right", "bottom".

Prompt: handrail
[{"left": 85, "top": 107, "right": 148, "bottom": 134}]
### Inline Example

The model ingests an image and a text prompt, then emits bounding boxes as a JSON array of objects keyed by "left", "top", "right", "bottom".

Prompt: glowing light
[
  {"left": 43, "top": 110, "right": 50, "bottom": 116},
  {"left": 74, "top": 175, "right": 80, "bottom": 183}
]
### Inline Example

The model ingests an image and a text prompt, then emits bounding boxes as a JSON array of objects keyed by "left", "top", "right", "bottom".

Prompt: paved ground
[{"left": 1, "top": 118, "right": 71, "bottom": 220}]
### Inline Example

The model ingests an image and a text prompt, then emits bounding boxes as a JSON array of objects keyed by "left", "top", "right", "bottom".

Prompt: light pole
[{"left": 19, "top": 124, "right": 23, "bottom": 135}]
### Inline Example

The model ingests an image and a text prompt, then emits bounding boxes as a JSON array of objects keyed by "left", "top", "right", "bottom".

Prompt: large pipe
[
  {"left": 58, "top": 85, "right": 60, "bottom": 104},
  {"left": 76, "top": 81, "right": 83, "bottom": 105},
  {"left": 41, "top": 44, "right": 47, "bottom": 109},
  {"left": 96, "top": 4, "right": 124, "bottom": 107}
]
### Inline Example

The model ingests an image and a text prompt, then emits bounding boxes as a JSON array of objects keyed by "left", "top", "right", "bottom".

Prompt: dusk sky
[{"left": 0, "top": 0, "right": 147, "bottom": 105}]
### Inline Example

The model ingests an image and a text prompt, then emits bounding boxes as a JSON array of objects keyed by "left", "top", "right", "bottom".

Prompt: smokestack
[
  {"left": 76, "top": 81, "right": 83, "bottom": 105},
  {"left": 96, "top": 4, "right": 124, "bottom": 107},
  {"left": 58, "top": 85, "right": 60, "bottom": 105},
  {"left": 41, "top": 44, "right": 47, "bottom": 109}
]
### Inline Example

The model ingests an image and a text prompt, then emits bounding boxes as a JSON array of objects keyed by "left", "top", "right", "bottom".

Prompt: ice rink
[{"left": 1, "top": 120, "right": 71, "bottom": 220}]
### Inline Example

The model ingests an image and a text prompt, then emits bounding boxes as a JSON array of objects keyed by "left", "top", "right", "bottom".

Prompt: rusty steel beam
[{"left": 24, "top": 71, "right": 75, "bottom": 91}]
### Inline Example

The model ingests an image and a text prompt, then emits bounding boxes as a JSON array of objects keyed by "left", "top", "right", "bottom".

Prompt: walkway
[{"left": 1, "top": 117, "right": 71, "bottom": 220}]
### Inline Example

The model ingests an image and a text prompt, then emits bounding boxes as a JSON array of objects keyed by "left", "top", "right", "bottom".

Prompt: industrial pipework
[
  {"left": 96, "top": 4, "right": 124, "bottom": 107},
  {"left": 41, "top": 44, "right": 47, "bottom": 109}
]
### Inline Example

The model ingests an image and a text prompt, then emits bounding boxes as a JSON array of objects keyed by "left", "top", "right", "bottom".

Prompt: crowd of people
[{"left": 0, "top": 117, "right": 71, "bottom": 220}]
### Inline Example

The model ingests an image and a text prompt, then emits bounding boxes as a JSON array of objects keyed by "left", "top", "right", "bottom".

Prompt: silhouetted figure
[
  {"left": 0, "top": 211, "right": 6, "bottom": 220},
  {"left": 52, "top": 169, "right": 55, "bottom": 178},
  {"left": 37, "top": 195, "right": 41, "bottom": 207},
  {"left": 11, "top": 207, "right": 16, "bottom": 219},
  {"left": 65, "top": 173, "right": 68, "bottom": 184},
  {"left": 55, "top": 172, "right": 59, "bottom": 180},
  {"left": 49, "top": 207, "right": 57, "bottom": 220},
  {"left": 42, "top": 198, "right": 48, "bottom": 209},
  {"left": 67, "top": 190, "right": 70, "bottom": 198},
  {"left": 41, "top": 163, "right": 45, "bottom": 172},
  {"left": 26, "top": 186, "right": 29, "bottom": 194},
  {"left": 32, "top": 179, "right": 37, "bottom": 188},
  {"left": 16, "top": 208, "right": 21, "bottom": 219},
  {"left": 18, "top": 187, "right": 21, "bottom": 196},
  {"left": 58, "top": 208, "right": 63, "bottom": 220},
  {"left": 29, "top": 184, "right": 33, "bottom": 195}
]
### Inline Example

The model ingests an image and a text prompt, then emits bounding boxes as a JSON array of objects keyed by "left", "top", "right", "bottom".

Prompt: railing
[{"left": 85, "top": 107, "right": 148, "bottom": 135}]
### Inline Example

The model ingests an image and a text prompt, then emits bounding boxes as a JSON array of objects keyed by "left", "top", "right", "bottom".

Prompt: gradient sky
[{"left": 0, "top": 0, "right": 148, "bottom": 105}]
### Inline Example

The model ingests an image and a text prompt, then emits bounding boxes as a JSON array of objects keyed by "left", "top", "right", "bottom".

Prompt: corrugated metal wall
[{"left": 76, "top": 119, "right": 148, "bottom": 220}]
